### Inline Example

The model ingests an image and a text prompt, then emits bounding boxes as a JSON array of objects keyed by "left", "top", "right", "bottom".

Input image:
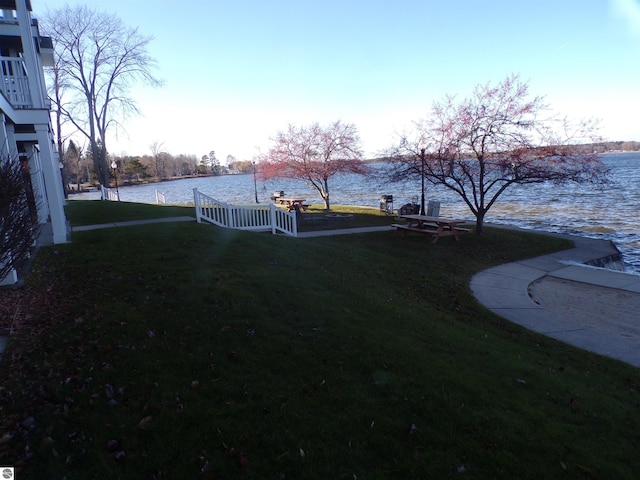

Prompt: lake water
[{"left": 72, "top": 152, "right": 640, "bottom": 274}]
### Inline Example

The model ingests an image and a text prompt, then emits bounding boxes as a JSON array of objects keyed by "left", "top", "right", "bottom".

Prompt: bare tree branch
[
  {"left": 260, "top": 121, "right": 369, "bottom": 209},
  {"left": 387, "top": 75, "right": 609, "bottom": 234}
]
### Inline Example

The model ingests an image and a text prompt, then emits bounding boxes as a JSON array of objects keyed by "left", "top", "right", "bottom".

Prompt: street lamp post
[
  {"left": 253, "top": 161, "right": 258, "bottom": 203},
  {"left": 110, "top": 160, "right": 120, "bottom": 200},
  {"left": 420, "top": 147, "right": 426, "bottom": 215}
]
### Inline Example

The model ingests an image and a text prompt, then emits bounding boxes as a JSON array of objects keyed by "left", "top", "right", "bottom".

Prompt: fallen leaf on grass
[
  {"left": 137, "top": 416, "right": 153, "bottom": 429},
  {"left": 106, "top": 439, "right": 120, "bottom": 452}
]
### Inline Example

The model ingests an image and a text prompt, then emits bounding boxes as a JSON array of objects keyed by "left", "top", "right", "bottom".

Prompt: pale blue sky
[{"left": 34, "top": 0, "right": 640, "bottom": 160}]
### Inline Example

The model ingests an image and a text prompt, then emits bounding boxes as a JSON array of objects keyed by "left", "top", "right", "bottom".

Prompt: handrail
[
  {"left": 101, "top": 185, "right": 120, "bottom": 201},
  {"left": 193, "top": 188, "right": 297, "bottom": 237}
]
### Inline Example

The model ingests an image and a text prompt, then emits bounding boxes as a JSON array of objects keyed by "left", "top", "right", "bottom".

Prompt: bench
[
  {"left": 391, "top": 223, "right": 439, "bottom": 233},
  {"left": 391, "top": 223, "right": 471, "bottom": 243}
]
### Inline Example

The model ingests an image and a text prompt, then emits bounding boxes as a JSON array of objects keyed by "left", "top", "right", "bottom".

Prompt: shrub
[{"left": 0, "top": 157, "right": 39, "bottom": 281}]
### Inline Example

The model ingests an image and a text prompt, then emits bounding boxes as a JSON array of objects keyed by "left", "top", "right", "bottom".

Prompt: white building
[{"left": 0, "top": 0, "right": 68, "bottom": 285}]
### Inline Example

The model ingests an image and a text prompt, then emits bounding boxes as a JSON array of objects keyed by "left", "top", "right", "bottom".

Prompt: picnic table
[
  {"left": 391, "top": 214, "right": 470, "bottom": 243},
  {"left": 276, "top": 197, "right": 309, "bottom": 212}
]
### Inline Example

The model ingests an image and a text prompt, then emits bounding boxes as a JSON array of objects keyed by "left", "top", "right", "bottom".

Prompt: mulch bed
[{"left": 0, "top": 287, "right": 31, "bottom": 336}]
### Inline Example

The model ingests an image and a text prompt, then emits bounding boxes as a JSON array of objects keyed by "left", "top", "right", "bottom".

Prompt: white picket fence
[
  {"left": 193, "top": 188, "right": 298, "bottom": 237},
  {"left": 101, "top": 185, "right": 120, "bottom": 201},
  {"left": 155, "top": 190, "right": 166, "bottom": 204}
]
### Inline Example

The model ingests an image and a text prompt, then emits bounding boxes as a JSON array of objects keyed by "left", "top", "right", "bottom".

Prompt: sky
[{"left": 33, "top": 0, "right": 640, "bottom": 162}]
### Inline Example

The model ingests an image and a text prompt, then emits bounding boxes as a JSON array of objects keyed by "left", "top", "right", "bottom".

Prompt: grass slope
[{"left": 0, "top": 201, "right": 638, "bottom": 479}]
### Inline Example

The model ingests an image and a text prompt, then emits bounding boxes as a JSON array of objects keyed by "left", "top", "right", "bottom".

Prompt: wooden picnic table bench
[
  {"left": 392, "top": 214, "right": 470, "bottom": 243},
  {"left": 276, "top": 198, "right": 309, "bottom": 211}
]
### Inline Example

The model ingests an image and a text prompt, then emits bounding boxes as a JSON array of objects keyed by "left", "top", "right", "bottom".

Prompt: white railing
[
  {"left": 193, "top": 188, "right": 297, "bottom": 237},
  {"left": 0, "top": 57, "right": 31, "bottom": 108},
  {"left": 155, "top": 190, "right": 166, "bottom": 204},
  {"left": 101, "top": 185, "right": 120, "bottom": 201}
]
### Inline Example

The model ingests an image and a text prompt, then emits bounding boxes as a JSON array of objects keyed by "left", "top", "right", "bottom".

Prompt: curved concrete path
[{"left": 470, "top": 234, "right": 640, "bottom": 368}]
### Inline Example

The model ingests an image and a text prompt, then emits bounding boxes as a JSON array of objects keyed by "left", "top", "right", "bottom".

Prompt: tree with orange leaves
[{"left": 260, "top": 121, "right": 369, "bottom": 210}]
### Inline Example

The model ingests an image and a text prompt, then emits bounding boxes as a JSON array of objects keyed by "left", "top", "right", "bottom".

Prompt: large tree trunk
[
  {"left": 321, "top": 179, "right": 330, "bottom": 210},
  {"left": 475, "top": 211, "right": 485, "bottom": 235},
  {"left": 91, "top": 142, "right": 108, "bottom": 186}
]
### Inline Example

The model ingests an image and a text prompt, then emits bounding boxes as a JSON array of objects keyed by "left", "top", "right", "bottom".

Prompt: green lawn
[
  {"left": 64, "top": 199, "right": 195, "bottom": 226},
  {"left": 63, "top": 199, "right": 395, "bottom": 231},
  {"left": 296, "top": 204, "right": 396, "bottom": 230},
  {"left": 1, "top": 201, "right": 638, "bottom": 479}
]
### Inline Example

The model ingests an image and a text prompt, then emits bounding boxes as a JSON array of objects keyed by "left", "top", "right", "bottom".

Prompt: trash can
[
  {"left": 380, "top": 195, "right": 393, "bottom": 214},
  {"left": 427, "top": 200, "right": 440, "bottom": 217}
]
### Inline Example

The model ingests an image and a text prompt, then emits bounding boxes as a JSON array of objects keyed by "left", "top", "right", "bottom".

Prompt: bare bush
[{"left": 0, "top": 158, "right": 39, "bottom": 281}]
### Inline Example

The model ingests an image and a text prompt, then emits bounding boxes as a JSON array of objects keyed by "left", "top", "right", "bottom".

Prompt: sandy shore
[{"left": 528, "top": 277, "right": 640, "bottom": 339}]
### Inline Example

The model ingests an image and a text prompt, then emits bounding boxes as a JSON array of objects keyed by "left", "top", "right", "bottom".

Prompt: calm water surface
[{"left": 73, "top": 153, "right": 640, "bottom": 274}]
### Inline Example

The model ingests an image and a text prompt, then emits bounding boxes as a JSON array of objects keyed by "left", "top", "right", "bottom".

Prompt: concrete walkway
[
  {"left": 71, "top": 216, "right": 196, "bottom": 232},
  {"left": 470, "top": 235, "right": 640, "bottom": 368}
]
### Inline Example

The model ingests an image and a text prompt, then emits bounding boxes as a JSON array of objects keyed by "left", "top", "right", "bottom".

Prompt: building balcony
[{"left": 0, "top": 56, "right": 32, "bottom": 108}]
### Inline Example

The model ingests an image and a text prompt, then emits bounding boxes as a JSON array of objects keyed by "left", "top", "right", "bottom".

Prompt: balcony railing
[{"left": 0, "top": 56, "right": 31, "bottom": 108}]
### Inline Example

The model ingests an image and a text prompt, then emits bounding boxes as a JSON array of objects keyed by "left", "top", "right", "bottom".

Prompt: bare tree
[
  {"left": 42, "top": 6, "right": 162, "bottom": 186},
  {"left": 388, "top": 75, "right": 608, "bottom": 234},
  {"left": 261, "top": 120, "right": 369, "bottom": 209},
  {"left": 149, "top": 141, "right": 165, "bottom": 178},
  {"left": 0, "top": 158, "right": 39, "bottom": 282}
]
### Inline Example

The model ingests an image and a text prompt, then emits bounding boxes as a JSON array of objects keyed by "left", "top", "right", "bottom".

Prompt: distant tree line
[
  {"left": 61, "top": 146, "right": 203, "bottom": 192},
  {"left": 60, "top": 142, "right": 257, "bottom": 193},
  {"left": 227, "top": 159, "right": 255, "bottom": 174},
  {"left": 589, "top": 141, "right": 640, "bottom": 153}
]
